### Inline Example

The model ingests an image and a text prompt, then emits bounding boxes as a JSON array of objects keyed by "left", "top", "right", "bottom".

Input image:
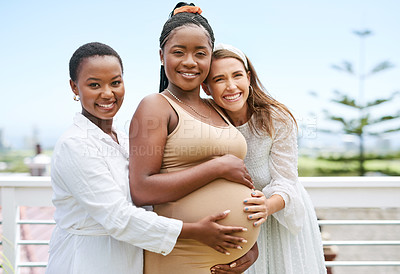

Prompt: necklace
[{"left": 166, "top": 89, "right": 210, "bottom": 119}]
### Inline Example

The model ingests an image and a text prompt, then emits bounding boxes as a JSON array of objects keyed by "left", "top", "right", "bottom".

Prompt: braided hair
[
  {"left": 158, "top": 2, "right": 215, "bottom": 92},
  {"left": 69, "top": 42, "right": 123, "bottom": 82}
]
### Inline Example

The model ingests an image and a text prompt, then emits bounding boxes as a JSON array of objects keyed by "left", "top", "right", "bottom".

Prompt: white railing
[
  {"left": 1, "top": 176, "right": 400, "bottom": 273},
  {"left": 303, "top": 176, "right": 400, "bottom": 271},
  {"left": 0, "top": 176, "right": 53, "bottom": 273}
]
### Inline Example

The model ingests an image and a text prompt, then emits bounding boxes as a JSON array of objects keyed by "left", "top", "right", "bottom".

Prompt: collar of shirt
[{"left": 73, "top": 112, "right": 129, "bottom": 159}]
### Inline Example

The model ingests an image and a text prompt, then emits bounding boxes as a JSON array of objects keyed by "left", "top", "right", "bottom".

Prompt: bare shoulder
[
  {"left": 138, "top": 93, "right": 168, "bottom": 107},
  {"left": 130, "top": 93, "right": 173, "bottom": 134},
  {"left": 134, "top": 93, "right": 171, "bottom": 116}
]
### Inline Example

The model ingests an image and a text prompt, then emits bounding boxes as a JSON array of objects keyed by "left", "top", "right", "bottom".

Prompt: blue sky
[{"left": 1, "top": 0, "right": 399, "bottom": 150}]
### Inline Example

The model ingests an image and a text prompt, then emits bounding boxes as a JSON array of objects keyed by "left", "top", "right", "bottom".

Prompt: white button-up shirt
[{"left": 46, "top": 113, "right": 182, "bottom": 274}]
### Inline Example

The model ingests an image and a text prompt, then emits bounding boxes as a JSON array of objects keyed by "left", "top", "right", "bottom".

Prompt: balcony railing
[{"left": 1, "top": 176, "right": 400, "bottom": 273}]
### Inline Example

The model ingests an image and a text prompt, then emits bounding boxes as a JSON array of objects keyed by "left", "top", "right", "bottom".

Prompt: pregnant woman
[
  {"left": 129, "top": 3, "right": 265, "bottom": 273},
  {"left": 47, "top": 41, "right": 252, "bottom": 274}
]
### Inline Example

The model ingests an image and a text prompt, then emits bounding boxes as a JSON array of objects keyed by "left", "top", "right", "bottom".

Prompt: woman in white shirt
[{"left": 46, "top": 42, "right": 250, "bottom": 274}]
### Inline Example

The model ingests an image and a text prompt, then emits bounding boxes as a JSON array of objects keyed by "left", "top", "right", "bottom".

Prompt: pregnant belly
[{"left": 152, "top": 179, "right": 261, "bottom": 268}]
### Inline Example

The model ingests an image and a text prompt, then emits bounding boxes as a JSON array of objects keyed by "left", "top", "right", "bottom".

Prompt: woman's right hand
[
  {"left": 210, "top": 242, "right": 259, "bottom": 273},
  {"left": 215, "top": 154, "right": 253, "bottom": 189},
  {"left": 181, "top": 210, "right": 248, "bottom": 255}
]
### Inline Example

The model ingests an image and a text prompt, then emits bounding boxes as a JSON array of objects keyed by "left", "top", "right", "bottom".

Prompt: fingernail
[
  {"left": 230, "top": 262, "right": 237, "bottom": 268},
  {"left": 242, "top": 228, "right": 248, "bottom": 232},
  {"left": 236, "top": 245, "right": 242, "bottom": 250},
  {"left": 244, "top": 199, "right": 248, "bottom": 203},
  {"left": 244, "top": 207, "right": 249, "bottom": 211},
  {"left": 254, "top": 222, "right": 258, "bottom": 227},
  {"left": 223, "top": 209, "right": 231, "bottom": 214},
  {"left": 249, "top": 215, "right": 253, "bottom": 219},
  {"left": 252, "top": 192, "right": 256, "bottom": 195},
  {"left": 242, "top": 239, "right": 248, "bottom": 243},
  {"left": 225, "top": 251, "right": 231, "bottom": 255}
]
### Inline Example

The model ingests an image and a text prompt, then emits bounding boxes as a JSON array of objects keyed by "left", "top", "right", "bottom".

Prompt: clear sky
[{"left": 1, "top": 0, "right": 399, "bottom": 150}]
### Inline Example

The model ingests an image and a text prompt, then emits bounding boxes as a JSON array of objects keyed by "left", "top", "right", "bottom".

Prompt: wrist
[
  {"left": 209, "top": 157, "right": 225, "bottom": 178},
  {"left": 179, "top": 222, "right": 199, "bottom": 240},
  {"left": 268, "top": 194, "right": 285, "bottom": 215}
]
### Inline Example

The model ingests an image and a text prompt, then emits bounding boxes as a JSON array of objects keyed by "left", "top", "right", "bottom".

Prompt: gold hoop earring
[{"left": 73, "top": 94, "right": 80, "bottom": 101}]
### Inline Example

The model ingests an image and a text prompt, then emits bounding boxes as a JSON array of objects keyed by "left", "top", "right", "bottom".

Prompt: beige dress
[{"left": 144, "top": 95, "right": 260, "bottom": 274}]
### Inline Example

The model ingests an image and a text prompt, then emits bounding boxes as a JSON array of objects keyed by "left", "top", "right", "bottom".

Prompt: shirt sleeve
[
  {"left": 261, "top": 119, "right": 305, "bottom": 234},
  {"left": 52, "top": 137, "right": 183, "bottom": 255}
]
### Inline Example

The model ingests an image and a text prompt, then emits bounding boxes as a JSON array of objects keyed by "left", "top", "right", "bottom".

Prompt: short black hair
[
  {"left": 69, "top": 42, "right": 123, "bottom": 82},
  {"left": 159, "top": 2, "right": 215, "bottom": 92}
]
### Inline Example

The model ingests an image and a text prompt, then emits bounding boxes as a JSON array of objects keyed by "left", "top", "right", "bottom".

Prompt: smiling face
[
  {"left": 160, "top": 25, "right": 212, "bottom": 92},
  {"left": 70, "top": 55, "right": 124, "bottom": 121},
  {"left": 205, "top": 57, "right": 250, "bottom": 118}
]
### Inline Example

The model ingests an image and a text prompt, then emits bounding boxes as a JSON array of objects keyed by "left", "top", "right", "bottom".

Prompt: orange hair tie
[{"left": 173, "top": 6, "right": 202, "bottom": 16}]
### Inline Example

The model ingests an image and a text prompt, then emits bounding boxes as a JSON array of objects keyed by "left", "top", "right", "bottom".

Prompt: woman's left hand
[
  {"left": 210, "top": 243, "right": 259, "bottom": 273},
  {"left": 244, "top": 190, "right": 268, "bottom": 227}
]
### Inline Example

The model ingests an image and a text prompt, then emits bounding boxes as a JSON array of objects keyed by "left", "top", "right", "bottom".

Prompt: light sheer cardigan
[{"left": 237, "top": 117, "right": 305, "bottom": 234}]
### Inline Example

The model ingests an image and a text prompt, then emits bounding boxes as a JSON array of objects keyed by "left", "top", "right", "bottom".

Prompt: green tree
[{"left": 312, "top": 29, "right": 400, "bottom": 176}]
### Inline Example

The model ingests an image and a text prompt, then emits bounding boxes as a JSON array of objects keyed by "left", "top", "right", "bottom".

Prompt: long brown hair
[{"left": 211, "top": 49, "right": 297, "bottom": 137}]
